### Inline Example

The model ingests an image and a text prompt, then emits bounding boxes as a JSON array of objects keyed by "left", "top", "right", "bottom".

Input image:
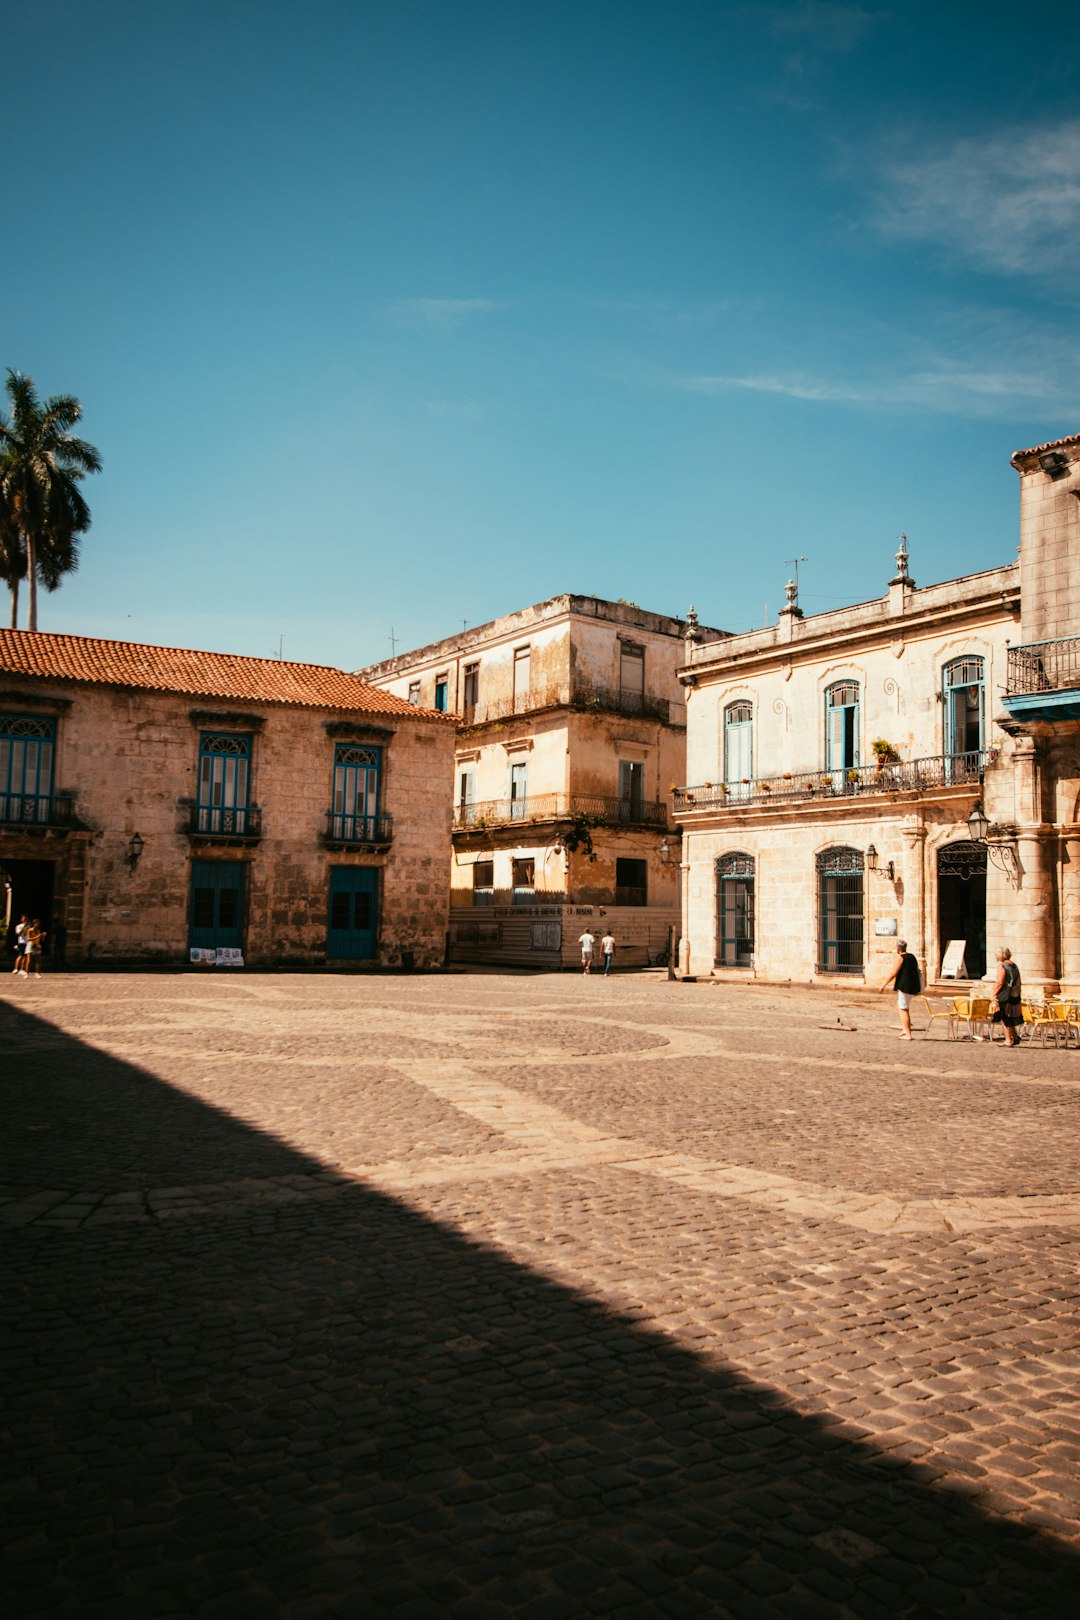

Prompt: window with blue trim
[
  {"left": 943, "top": 657, "right": 984, "bottom": 757},
  {"left": 825, "top": 681, "right": 859, "bottom": 777},
  {"left": 197, "top": 733, "right": 252, "bottom": 834},
  {"left": 1, "top": 714, "right": 56, "bottom": 824},
  {"left": 331, "top": 744, "right": 382, "bottom": 841},
  {"left": 724, "top": 701, "right": 752, "bottom": 796}
]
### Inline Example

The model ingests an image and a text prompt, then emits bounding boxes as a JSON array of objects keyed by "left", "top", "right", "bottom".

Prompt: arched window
[
  {"left": 943, "top": 657, "right": 984, "bottom": 761},
  {"left": 724, "top": 701, "right": 753, "bottom": 797},
  {"left": 816, "top": 845, "right": 864, "bottom": 974},
  {"left": 825, "top": 681, "right": 859, "bottom": 780},
  {"left": 716, "top": 852, "right": 755, "bottom": 968}
]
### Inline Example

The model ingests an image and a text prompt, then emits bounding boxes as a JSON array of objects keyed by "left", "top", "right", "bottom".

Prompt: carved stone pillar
[
  {"left": 1059, "top": 827, "right": 1080, "bottom": 994},
  {"left": 1013, "top": 828, "right": 1058, "bottom": 995}
]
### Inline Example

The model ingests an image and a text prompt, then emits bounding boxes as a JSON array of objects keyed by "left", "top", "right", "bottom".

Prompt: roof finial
[{"left": 891, "top": 534, "right": 915, "bottom": 587}]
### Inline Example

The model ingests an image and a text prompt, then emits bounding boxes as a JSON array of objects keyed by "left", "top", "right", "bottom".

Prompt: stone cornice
[{"left": 683, "top": 573, "right": 1020, "bottom": 687}]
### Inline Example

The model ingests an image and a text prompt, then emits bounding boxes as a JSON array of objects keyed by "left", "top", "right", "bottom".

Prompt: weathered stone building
[
  {"left": 0, "top": 631, "right": 454, "bottom": 968},
  {"left": 674, "top": 546, "right": 1020, "bottom": 988},
  {"left": 358, "top": 596, "right": 724, "bottom": 968},
  {"left": 996, "top": 433, "right": 1080, "bottom": 995},
  {"left": 675, "top": 429, "right": 1080, "bottom": 993}
]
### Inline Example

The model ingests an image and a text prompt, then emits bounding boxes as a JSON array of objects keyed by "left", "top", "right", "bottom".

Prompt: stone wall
[{"left": 2, "top": 679, "right": 454, "bottom": 968}]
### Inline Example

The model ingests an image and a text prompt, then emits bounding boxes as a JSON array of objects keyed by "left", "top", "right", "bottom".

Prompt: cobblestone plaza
[{"left": 3, "top": 971, "right": 1079, "bottom": 1617}]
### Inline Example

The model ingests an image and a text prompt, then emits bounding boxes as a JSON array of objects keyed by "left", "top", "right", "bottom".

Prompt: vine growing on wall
[{"left": 559, "top": 811, "right": 608, "bottom": 862}]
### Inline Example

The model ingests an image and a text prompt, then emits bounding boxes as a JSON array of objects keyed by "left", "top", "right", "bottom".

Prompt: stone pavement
[{"left": 2, "top": 970, "right": 1079, "bottom": 1618}]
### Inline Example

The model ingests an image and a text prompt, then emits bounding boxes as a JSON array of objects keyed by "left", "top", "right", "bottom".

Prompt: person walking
[
  {"left": 25, "top": 919, "right": 46, "bottom": 977},
  {"left": 601, "top": 930, "right": 616, "bottom": 976},
  {"left": 11, "top": 915, "right": 29, "bottom": 975},
  {"left": 991, "top": 947, "right": 1024, "bottom": 1047},
  {"left": 878, "top": 938, "right": 921, "bottom": 1039},
  {"left": 578, "top": 928, "right": 595, "bottom": 974}
]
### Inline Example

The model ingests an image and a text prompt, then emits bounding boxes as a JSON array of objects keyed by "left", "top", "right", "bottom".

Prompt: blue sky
[{"left": 5, "top": 0, "right": 1078, "bottom": 667}]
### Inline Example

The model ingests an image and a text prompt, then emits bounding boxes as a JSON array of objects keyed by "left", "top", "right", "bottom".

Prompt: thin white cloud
[
  {"left": 873, "top": 120, "right": 1080, "bottom": 277},
  {"left": 680, "top": 355, "right": 1077, "bottom": 416},
  {"left": 768, "top": 2, "right": 881, "bottom": 54},
  {"left": 385, "top": 298, "right": 505, "bottom": 330}
]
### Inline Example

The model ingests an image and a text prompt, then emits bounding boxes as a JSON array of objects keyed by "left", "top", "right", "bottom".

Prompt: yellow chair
[
  {"left": 966, "top": 996, "right": 994, "bottom": 1041},
  {"left": 1047, "top": 1001, "right": 1076, "bottom": 1048},
  {"left": 1020, "top": 1001, "right": 1056, "bottom": 1046},
  {"left": 920, "top": 996, "right": 962, "bottom": 1039}
]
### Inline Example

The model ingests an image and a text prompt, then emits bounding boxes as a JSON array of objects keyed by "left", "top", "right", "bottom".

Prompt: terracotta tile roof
[
  {"left": 0, "top": 629, "right": 448, "bottom": 718},
  {"left": 1011, "top": 432, "right": 1080, "bottom": 465}
]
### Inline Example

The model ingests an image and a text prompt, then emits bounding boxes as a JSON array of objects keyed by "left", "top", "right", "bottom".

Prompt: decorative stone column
[
  {"left": 1013, "top": 827, "right": 1058, "bottom": 995},
  {"left": 1059, "top": 826, "right": 1080, "bottom": 995},
  {"left": 900, "top": 816, "right": 927, "bottom": 981}
]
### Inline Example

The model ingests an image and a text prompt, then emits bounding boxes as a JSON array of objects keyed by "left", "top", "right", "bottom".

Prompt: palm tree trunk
[
  {"left": 8, "top": 575, "right": 18, "bottom": 628},
  {"left": 25, "top": 531, "right": 37, "bottom": 632}
]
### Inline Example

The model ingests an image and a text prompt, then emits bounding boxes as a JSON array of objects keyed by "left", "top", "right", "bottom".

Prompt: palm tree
[{"left": 0, "top": 370, "right": 102, "bottom": 630}]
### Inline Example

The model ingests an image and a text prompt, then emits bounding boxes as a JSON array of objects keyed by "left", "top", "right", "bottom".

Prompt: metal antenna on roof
[{"left": 389, "top": 626, "right": 399, "bottom": 656}]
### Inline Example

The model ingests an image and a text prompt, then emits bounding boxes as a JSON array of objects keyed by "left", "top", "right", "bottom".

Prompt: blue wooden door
[
  {"left": 189, "top": 860, "right": 245, "bottom": 951},
  {"left": 327, "top": 867, "right": 378, "bottom": 959}
]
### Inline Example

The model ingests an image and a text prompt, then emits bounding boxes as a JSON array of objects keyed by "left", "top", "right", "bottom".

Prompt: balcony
[
  {"left": 0, "top": 791, "right": 77, "bottom": 831},
  {"left": 461, "top": 682, "right": 670, "bottom": 728},
  {"left": 322, "top": 811, "right": 394, "bottom": 849},
  {"left": 453, "top": 792, "right": 669, "bottom": 832},
  {"left": 186, "top": 803, "right": 263, "bottom": 843},
  {"left": 673, "top": 751, "right": 992, "bottom": 815},
  {"left": 1004, "top": 638, "right": 1080, "bottom": 724}
]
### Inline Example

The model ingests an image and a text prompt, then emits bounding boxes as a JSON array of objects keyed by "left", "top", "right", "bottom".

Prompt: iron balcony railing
[
  {"left": 461, "top": 682, "right": 670, "bottom": 727},
  {"left": 323, "top": 810, "right": 394, "bottom": 846},
  {"left": 187, "top": 803, "right": 262, "bottom": 838},
  {"left": 674, "top": 750, "right": 991, "bottom": 814},
  {"left": 0, "top": 791, "right": 76, "bottom": 829},
  {"left": 1006, "top": 637, "right": 1080, "bottom": 697},
  {"left": 453, "top": 792, "right": 669, "bottom": 831}
]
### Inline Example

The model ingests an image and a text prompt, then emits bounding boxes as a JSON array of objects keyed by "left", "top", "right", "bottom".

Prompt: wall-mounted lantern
[{"left": 125, "top": 832, "right": 145, "bottom": 873}]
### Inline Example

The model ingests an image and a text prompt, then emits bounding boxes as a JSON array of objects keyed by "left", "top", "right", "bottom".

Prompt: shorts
[{"left": 897, "top": 991, "right": 914, "bottom": 1011}]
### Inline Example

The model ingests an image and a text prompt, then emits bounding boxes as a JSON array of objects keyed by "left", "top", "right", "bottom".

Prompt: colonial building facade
[
  {"left": 675, "top": 429, "right": 1080, "bottom": 993},
  {"left": 0, "top": 631, "right": 454, "bottom": 968},
  {"left": 674, "top": 549, "right": 1020, "bottom": 988},
  {"left": 358, "top": 596, "right": 724, "bottom": 968}
]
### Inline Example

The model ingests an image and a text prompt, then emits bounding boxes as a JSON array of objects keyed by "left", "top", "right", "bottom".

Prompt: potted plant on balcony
[{"left": 872, "top": 738, "right": 900, "bottom": 770}]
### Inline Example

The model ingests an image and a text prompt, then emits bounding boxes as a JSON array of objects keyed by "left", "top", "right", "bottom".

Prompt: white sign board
[{"left": 940, "top": 939, "right": 968, "bottom": 979}]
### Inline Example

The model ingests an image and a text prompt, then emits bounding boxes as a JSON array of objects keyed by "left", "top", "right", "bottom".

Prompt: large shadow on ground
[{"left": 2, "top": 998, "right": 1075, "bottom": 1619}]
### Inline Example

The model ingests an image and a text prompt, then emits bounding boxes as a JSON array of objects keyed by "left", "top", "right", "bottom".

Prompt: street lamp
[
  {"left": 125, "top": 832, "right": 145, "bottom": 873},
  {"left": 967, "top": 803, "right": 990, "bottom": 842}
]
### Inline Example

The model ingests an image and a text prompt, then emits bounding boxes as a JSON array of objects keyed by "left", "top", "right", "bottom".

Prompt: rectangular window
[
  {"left": 197, "top": 733, "right": 251, "bottom": 835},
  {"left": 463, "top": 663, "right": 479, "bottom": 709},
  {"left": 513, "top": 646, "right": 531, "bottom": 706},
  {"left": 620, "top": 644, "right": 645, "bottom": 711},
  {"left": 0, "top": 714, "right": 55, "bottom": 825},
  {"left": 330, "top": 743, "right": 381, "bottom": 842},
  {"left": 512, "top": 857, "right": 535, "bottom": 905},
  {"left": 510, "top": 760, "right": 528, "bottom": 819},
  {"left": 407, "top": 681, "right": 420, "bottom": 706},
  {"left": 457, "top": 768, "right": 476, "bottom": 825},
  {"left": 615, "top": 857, "right": 648, "bottom": 907},
  {"left": 473, "top": 860, "right": 494, "bottom": 906},
  {"left": 434, "top": 674, "right": 449, "bottom": 712},
  {"left": 618, "top": 760, "right": 644, "bottom": 821}
]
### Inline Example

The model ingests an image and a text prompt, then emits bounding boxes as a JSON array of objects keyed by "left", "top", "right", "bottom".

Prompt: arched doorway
[{"left": 937, "top": 840, "right": 986, "bottom": 978}]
